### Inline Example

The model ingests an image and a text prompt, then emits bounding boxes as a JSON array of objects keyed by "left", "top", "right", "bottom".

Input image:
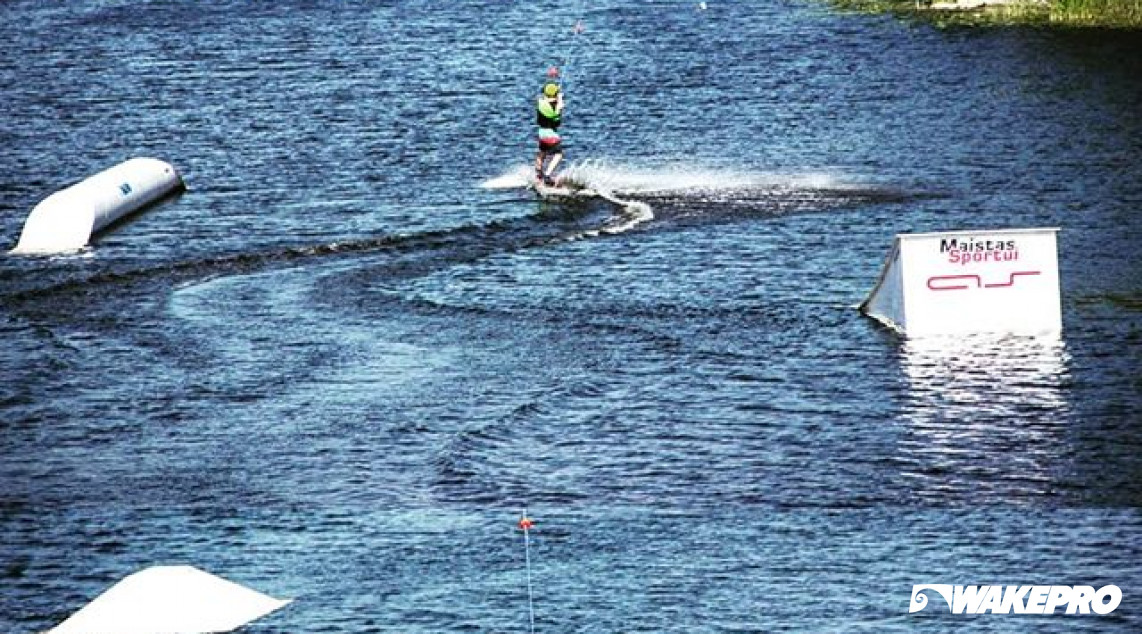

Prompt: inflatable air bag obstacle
[
  {"left": 11, "top": 157, "right": 184, "bottom": 254},
  {"left": 861, "top": 227, "right": 1061, "bottom": 337}
]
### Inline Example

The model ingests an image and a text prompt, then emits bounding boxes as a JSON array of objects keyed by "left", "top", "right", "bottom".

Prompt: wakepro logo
[{"left": 910, "top": 584, "right": 1121, "bottom": 615}]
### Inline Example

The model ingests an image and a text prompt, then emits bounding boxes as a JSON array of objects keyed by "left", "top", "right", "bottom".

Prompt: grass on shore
[
  {"left": 1053, "top": 0, "right": 1142, "bottom": 26},
  {"left": 828, "top": 0, "right": 1142, "bottom": 28}
]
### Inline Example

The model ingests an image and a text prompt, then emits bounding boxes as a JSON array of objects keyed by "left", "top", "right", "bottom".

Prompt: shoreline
[{"left": 828, "top": 0, "right": 1142, "bottom": 28}]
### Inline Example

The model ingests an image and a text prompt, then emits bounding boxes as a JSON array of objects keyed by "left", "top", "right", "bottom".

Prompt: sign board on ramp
[{"left": 860, "top": 227, "right": 1061, "bottom": 337}]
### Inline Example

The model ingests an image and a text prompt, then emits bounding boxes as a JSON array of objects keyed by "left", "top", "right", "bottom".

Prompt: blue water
[{"left": 2, "top": 1, "right": 1141, "bottom": 631}]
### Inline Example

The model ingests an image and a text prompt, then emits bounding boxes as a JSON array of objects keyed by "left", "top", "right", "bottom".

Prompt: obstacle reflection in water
[{"left": 895, "top": 334, "right": 1071, "bottom": 503}]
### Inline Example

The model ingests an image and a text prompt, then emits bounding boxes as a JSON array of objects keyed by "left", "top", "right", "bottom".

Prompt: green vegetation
[
  {"left": 828, "top": 0, "right": 1142, "bottom": 28},
  {"left": 1053, "top": 0, "right": 1142, "bottom": 26}
]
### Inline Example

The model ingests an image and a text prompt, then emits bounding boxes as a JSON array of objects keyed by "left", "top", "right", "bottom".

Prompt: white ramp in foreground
[
  {"left": 861, "top": 227, "right": 1061, "bottom": 337},
  {"left": 12, "top": 157, "right": 183, "bottom": 254},
  {"left": 49, "top": 565, "right": 291, "bottom": 634}
]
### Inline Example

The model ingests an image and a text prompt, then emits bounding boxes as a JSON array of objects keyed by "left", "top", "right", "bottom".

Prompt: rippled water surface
[{"left": 2, "top": 1, "right": 1141, "bottom": 631}]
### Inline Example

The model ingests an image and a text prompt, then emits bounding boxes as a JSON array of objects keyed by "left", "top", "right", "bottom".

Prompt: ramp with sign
[{"left": 860, "top": 227, "right": 1061, "bottom": 337}]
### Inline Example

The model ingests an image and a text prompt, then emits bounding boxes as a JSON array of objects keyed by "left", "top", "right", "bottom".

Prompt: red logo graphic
[{"left": 927, "top": 271, "right": 1041, "bottom": 291}]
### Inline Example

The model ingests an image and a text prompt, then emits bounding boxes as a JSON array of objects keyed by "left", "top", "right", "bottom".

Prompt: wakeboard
[{"left": 531, "top": 176, "right": 596, "bottom": 199}]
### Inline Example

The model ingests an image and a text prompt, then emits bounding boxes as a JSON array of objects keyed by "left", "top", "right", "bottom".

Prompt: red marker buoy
[{"left": 519, "top": 509, "right": 536, "bottom": 633}]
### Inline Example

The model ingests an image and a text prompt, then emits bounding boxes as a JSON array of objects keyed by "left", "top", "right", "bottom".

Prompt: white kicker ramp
[
  {"left": 861, "top": 227, "right": 1061, "bottom": 337},
  {"left": 11, "top": 157, "right": 184, "bottom": 254},
  {"left": 48, "top": 565, "right": 291, "bottom": 634}
]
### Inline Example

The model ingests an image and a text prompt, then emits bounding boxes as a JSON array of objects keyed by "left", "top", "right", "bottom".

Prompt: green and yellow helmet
[{"left": 542, "top": 83, "right": 560, "bottom": 98}]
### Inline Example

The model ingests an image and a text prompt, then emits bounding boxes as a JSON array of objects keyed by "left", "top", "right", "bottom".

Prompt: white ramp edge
[
  {"left": 48, "top": 565, "right": 292, "bottom": 634},
  {"left": 11, "top": 157, "right": 184, "bottom": 255},
  {"left": 860, "top": 227, "right": 1061, "bottom": 337}
]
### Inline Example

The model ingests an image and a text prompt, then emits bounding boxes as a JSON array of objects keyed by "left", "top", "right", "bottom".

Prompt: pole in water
[{"left": 519, "top": 509, "right": 536, "bottom": 633}]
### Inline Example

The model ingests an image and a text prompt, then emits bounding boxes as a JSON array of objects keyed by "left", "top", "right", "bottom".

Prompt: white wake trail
[
  {"left": 480, "top": 163, "right": 656, "bottom": 238},
  {"left": 481, "top": 160, "right": 869, "bottom": 239}
]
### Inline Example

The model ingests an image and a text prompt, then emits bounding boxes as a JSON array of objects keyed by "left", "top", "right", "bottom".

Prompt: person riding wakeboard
[{"left": 535, "top": 76, "right": 565, "bottom": 186}]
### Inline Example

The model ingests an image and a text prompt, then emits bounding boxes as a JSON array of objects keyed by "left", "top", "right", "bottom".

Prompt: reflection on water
[{"left": 896, "top": 334, "right": 1072, "bottom": 503}]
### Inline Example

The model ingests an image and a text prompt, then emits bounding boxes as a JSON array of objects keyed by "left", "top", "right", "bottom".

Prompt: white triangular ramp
[
  {"left": 861, "top": 227, "right": 1061, "bottom": 337},
  {"left": 860, "top": 236, "right": 907, "bottom": 333},
  {"left": 49, "top": 565, "right": 291, "bottom": 634}
]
